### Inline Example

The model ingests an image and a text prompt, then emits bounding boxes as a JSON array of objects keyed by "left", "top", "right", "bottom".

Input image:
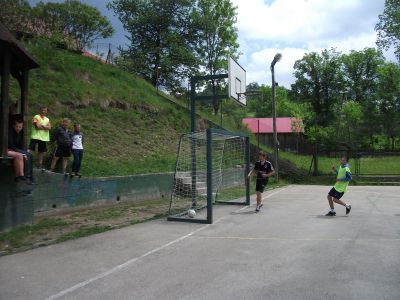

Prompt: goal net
[{"left": 168, "top": 128, "right": 250, "bottom": 224}]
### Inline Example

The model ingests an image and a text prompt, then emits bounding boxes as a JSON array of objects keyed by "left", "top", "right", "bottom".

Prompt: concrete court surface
[{"left": 0, "top": 185, "right": 399, "bottom": 300}]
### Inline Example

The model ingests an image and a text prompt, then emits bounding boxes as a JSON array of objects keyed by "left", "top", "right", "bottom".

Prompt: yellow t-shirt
[{"left": 31, "top": 114, "right": 50, "bottom": 142}]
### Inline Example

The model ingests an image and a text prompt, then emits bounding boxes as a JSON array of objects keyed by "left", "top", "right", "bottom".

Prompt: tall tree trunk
[
  {"left": 313, "top": 144, "right": 319, "bottom": 176},
  {"left": 212, "top": 79, "right": 219, "bottom": 115}
]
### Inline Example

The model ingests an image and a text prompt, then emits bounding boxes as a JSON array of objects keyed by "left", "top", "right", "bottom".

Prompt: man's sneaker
[
  {"left": 325, "top": 211, "right": 336, "bottom": 216},
  {"left": 346, "top": 205, "right": 352, "bottom": 215},
  {"left": 14, "top": 176, "right": 26, "bottom": 183},
  {"left": 259, "top": 203, "right": 263, "bottom": 209},
  {"left": 26, "top": 177, "right": 37, "bottom": 185},
  {"left": 255, "top": 205, "right": 260, "bottom": 212}
]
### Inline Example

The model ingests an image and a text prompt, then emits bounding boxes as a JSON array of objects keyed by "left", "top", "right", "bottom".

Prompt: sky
[{"left": 29, "top": 0, "right": 395, "bottom": 88}]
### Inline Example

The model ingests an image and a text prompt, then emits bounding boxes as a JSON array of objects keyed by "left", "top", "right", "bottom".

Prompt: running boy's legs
[
  {"left": 332, "top": 197, "right": 347, "bottom": 206},
  {"left": 326, "top": 187, "right": 351, "bottom": 215},
  {"left": 256, "top": 191, "right": 262, "bottom": 207}
]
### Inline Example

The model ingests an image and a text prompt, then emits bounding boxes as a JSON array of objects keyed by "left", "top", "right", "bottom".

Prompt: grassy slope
[{"left": 17, "top": 41, "right": 244, "bottom": 176}]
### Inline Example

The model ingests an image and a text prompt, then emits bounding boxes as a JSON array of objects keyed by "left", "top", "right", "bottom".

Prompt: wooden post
[
  {"left": 20, "top": 68, "right": 29, "bottom": 149},
  {"left": 1, "top": 50, "right": 11, "bottom": 157}
]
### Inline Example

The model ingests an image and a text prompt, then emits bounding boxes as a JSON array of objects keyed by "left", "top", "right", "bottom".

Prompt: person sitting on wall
[{"left": 7, "top": 118, "right": 35, "bottom": 184}]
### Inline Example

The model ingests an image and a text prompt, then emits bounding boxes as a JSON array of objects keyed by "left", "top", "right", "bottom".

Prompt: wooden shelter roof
[{"left": 0, "top": 23, "right": 39, "bottom": 70}]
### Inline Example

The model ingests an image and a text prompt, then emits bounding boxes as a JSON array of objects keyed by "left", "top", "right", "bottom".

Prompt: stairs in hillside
[{"left": 174, "top": 172, "right": 216, "bottom": 197}]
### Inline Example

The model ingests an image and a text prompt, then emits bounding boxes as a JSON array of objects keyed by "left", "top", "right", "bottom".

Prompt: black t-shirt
[
  {"left": 254, "top": 160, "right": 274, "bottom": 182},
  {"left": 8, "top": 127, "right": 24, "bottom": 151},
  {"left": 55, "top": 126, "right": 72, "bottom": 147}
]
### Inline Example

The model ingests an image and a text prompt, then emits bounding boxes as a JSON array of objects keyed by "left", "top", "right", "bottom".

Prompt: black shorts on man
[
  {"left": 29, "top": 139, "right": 47, "bottom": 152},
  {"left": 54, "top": 145, "right": 71, "bottom": 157},
  {"left": 328, "top": 187, "right": 344, "bottom": 200},
  {"left": 256, "top": 180, "right": 267, "bottom": 193}
]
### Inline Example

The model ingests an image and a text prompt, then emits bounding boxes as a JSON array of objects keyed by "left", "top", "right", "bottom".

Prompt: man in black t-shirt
[
  {"left": 248, "top": 151, "right": 275, "bottom": 212},
  {"left": 50, "top": 118, "right": 72, "bottom": 175}
]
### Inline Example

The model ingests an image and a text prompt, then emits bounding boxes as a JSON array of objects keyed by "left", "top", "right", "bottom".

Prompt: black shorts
[
  {"left": 54, "top": 145, "right": 71, "bottom": 157},
  {"left": 29, "top": 139, "right": 47, "bottom": 152},
  {"left": 256, "top": 180, "right": 268, "bottom": 193},
  {"left": 328, "top": 187, "right": 344, "bottom": 200}
]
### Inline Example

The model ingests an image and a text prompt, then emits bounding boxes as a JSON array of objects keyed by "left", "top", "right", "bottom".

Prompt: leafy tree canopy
[
  {"left": 33, "top": 0, "right": 114, "bottom": 50},
  {"left": 375, "top": 0, "right": 400, "bottom": 62}
]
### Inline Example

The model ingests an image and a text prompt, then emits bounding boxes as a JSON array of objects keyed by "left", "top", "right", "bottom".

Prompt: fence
[{"left": 84, "top": 43, "right": 122, "bottom": 65}]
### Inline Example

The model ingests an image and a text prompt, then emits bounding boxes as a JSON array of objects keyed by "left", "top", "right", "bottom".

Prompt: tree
[
  {"left": 341, "top": 48, "right": 385, "bottom": 148},
  {"left": 375, "top": 0, "right": 400, "bottom": 62},
  {"left": 291, "top": 48, "right": 345, "bottom": 127},
  {"left": 377, "top": 62, "right": 400, "bottom": 150},
  {"left": 192, "top": 0, "right": 239, "bottom": 114},
  {"left": 108, "top": 0, "right": 198, "bottom": 94},
  {"left": 291, "top": 48, "right": 345, "bottom": 174},
  {"left": 0, "top": 0, "right": 32, "bottom": 34},
  {"left": 33, "top": 0, "right": 114, "bottom": 51}
]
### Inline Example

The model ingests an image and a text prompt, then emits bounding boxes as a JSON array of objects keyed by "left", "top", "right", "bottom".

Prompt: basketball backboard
[{"left": 228, "top": 57, "right": 246, "bottom": 106}]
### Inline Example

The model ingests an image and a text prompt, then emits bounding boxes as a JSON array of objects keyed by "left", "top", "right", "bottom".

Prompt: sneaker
[
  {"left": 259, "top": 203, "right": 263, "bottom": 209},
  {"left": 14, "top": 176, "right": 26, "bottom": 183},
  {"left": 255, "top": 205, "right": 260, "bottom": 212},
  {"left": 325, "top": 211, "right": 336, "bottom": 216},
  {"left": 346, "top": 205, "right": 352, "bottom": 215},
  {"left": 27, "top": 178, "right": 37, "bottom": 185}
]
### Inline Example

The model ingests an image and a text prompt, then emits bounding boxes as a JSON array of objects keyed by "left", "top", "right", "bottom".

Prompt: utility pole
[{"left": 270, "top": 53, "right": 282, "bottom": 182}]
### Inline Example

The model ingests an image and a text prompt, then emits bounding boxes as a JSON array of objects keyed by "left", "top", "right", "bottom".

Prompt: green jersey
[
  {"left": 31, "top": 114, "right": 50, "bottom": 142},
  {"left": 334, "top": 164, "right": 352, "bottom": 193}
]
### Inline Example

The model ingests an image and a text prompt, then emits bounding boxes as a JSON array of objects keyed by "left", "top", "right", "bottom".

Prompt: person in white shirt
[{"left": 71, "top": 124, "right": 84, "bottom": 176}]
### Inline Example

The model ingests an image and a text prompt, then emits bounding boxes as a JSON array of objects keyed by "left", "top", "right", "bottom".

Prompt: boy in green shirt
[{"left": 325, "top": 156, "right": 352, "bottom": 216}]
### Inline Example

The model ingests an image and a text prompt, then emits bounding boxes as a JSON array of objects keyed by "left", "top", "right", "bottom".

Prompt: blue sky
[{"left": 29, "top": 0, "right": 394, "bottom": 88}]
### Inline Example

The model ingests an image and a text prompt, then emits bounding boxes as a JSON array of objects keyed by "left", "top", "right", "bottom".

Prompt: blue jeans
[{"left": 71, "top": 149, "right": 83, "bottom": 173}]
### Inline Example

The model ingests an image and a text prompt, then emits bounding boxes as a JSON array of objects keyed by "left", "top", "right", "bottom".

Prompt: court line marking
[
  {"left": 45, "top": 187, "right": 287, "bottom": 299},
  {"left": 194, "top": 236, "right": 400, "bottom": 242}
]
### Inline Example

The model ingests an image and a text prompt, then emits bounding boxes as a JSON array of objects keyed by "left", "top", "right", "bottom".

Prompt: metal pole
[
  {"left": 245, "top": 136, "right": 250, "bottom": 205},
  {"left": 271, "top": 72, "right": 278, "bottom": 181},
  {"left": 190, "top": 77, "right": 196, "bottom": 132},
  {"left": 257, "top": 119, "right": 260, "bottom": 149},
  {"left": 270, "top": 53, "right": 282, "bottom": 182},
  {"left": 206, "top": 128, "right": 213, "bottom": 224}
]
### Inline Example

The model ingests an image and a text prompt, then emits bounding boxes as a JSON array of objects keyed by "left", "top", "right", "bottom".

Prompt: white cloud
[
  {"left": 231, "top": 0, "right": 391, "bottom": 88},
  {"left": 245, "top": 47, "right": 306, "bottom": 88}
]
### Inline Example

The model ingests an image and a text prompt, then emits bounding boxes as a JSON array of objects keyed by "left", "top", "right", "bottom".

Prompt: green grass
[
  {"left": 280, "top": 151, "right": 400, "bottom": 175},
  {"left": 56, "top": 226, "right": 112, "bottom": 243},
  {"left": 0, "top": 197, "right": 171, "bottom": 255},
  {"left": 357, "top": 156, "right": 400, "bottom": 175},
  {"left": 0, "top": 218, "right": 68, "bottom": 249}
]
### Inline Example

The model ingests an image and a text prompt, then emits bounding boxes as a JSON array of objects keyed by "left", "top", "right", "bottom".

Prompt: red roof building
[{"left": 242, "top": 117, "right": 304, "bottom": 152}]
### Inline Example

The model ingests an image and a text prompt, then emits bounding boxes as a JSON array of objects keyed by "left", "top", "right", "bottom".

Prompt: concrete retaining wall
[{"left": 0, "top": 167, "right": 174, "bottom": 231}]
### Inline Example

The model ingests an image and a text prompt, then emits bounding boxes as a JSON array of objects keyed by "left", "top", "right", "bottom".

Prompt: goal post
[{"left": 168, "top": 128, "right": 250, "bottom": 224}]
